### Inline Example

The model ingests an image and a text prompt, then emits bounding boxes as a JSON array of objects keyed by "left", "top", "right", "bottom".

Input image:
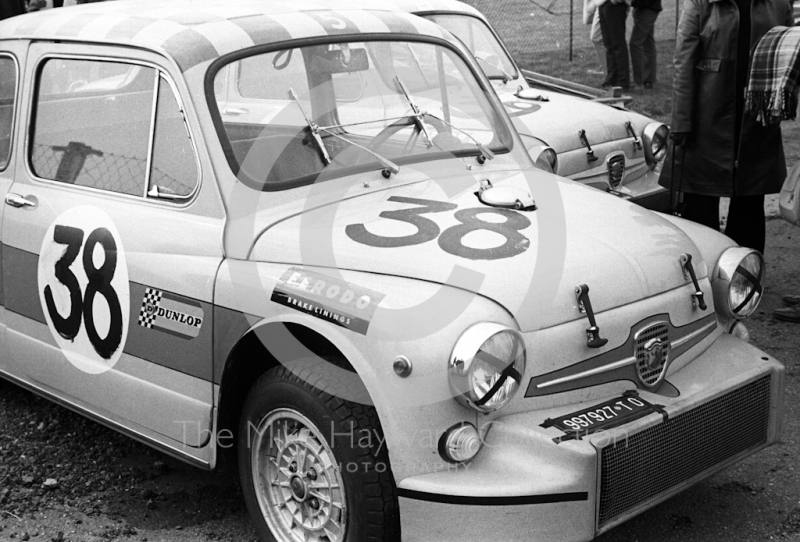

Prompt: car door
[
  {"left": 1, "top": 43, "right": 225, "bottom": 456},
  {"left": 0, "top": 41, "right": 26, "bottom": 369}
]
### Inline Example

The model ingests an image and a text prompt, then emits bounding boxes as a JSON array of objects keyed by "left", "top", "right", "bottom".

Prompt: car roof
[
  {"left": 0, "top": 0, "right": 454, "bottom": 73},
  {"left": 369, "top": 0, "right": 484, "bottom": 19},
  {"left": 372, "top": 0, "right": 484, "bottom": 19}
]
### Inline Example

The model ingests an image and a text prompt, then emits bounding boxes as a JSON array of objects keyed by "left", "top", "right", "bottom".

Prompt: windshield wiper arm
[
  {"left": 289, "top": 88, "right": 331, "bottom": 165},
  {"left": 314, "top": 125, "right": 400, "bottom": 176},
  {"left": 394, "top": 76, "right": 434, "bottom": 148},
  {"left": 421, "top": 111, "right": 495, "bottom": 162},
  {"left": 475, "top": 56, "right": 513, "bottom": 84}
]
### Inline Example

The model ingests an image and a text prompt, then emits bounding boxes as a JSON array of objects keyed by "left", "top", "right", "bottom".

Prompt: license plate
[{"left": 542, "top": 392, "right": 664, "bottom": 442}]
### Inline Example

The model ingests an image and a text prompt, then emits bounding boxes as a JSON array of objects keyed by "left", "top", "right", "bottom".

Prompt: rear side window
[
  {"left": 30, "top": 58, "right": 198, "bottom": 200},
  {"left": 0, "top": 55, "right": 17, "bottom": 171}
]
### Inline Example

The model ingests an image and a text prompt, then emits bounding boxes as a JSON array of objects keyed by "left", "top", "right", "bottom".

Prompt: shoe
[
  {"left": 774, "top": 305, "right": 800, "bottom": 322},
  {"left": 783, "top": 294, "right": 800, "bottom": 306}
]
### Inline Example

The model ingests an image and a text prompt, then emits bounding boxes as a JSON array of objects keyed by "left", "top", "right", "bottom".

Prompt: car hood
[
  {"left": 497, "top": 88, "right": 646, "bottom": 153},
  {"left": 249, "top": 167, "right": 704, "bottom": 332}
]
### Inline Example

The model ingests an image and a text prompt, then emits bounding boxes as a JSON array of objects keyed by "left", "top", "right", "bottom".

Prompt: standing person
[
  {"left": 629, "top": 0, "right": 662, "bottom": 89},
  {"left": 599, "top": 0, "right": 632, "bottom": 90},
  {"left": 584, "top": 0, "right": 607, "bottom": 75},
  {"left": 0, "top": 0, "right": 26, "bottom": 19},
  {"left": 659, "top": 0, "right": 794, "bottom": 255},
  {"left": 591, "top": 9, "right": 608, "bottom": 74}
]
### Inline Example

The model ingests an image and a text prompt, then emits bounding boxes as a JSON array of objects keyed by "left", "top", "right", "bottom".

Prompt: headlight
[
  {"left": 529, "top": 145, "right": 558, "bottom": 174},
  {"left": 642, "top": 122, "right": 669, "bottom": 167},
  {"left": 449, "top": 323, "right": 526, "bottom": 413},
  {"left": 711, "top": 247, "right": 765, "bottom": 319}
]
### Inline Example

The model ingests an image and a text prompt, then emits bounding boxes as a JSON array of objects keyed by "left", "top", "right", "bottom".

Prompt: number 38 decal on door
[{"left": 37, "top": 206, "right": 130, "bottom": 375}]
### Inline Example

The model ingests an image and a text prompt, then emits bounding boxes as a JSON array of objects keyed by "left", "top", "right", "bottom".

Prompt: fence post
[{"left": 569, "top": 0, "right": 574, "bottom": 61}]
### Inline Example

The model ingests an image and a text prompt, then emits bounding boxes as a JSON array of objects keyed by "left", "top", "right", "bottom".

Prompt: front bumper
[{"left": 398, "top": 334, "right": 783, "bottom": 542}]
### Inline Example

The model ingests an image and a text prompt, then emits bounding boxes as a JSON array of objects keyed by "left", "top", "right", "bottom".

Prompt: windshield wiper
[
  {"left": 475, "top": 56, "right": 514, "bottom": 84},
  {"left": 421, "top": 111, "right": 495, "bottom": 162},
  {"left": 290, "top": 89, "right": 399, "bottom": 176},
  {"left": 315, "top": 125, "right": 400, "bottom": 176},
  {"left": 289, "top": 88, "right": 331, "bottom": 165},
  {"left": 394, "top": 76, "right": 434, "bottom": 148}
]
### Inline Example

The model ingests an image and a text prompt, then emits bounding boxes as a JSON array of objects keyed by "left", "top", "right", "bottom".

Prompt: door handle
[
  {"left": 223, "top": 107, "right": 248, "bottom": 116},
  {"left": 5, "top": 193, "right": 37, "bottom": 209}
]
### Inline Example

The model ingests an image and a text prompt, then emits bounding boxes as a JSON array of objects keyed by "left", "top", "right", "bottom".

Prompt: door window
[
  {"left": 30, "top": 58, "right": 199, "bottom": 200},
  {"left": 0, "top": 55, "right": 18, "bottom": 171}
]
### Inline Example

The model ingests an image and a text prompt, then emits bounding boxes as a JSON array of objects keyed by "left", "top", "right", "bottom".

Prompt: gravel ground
[{"left": 2, "top": 131, "right": 800, "bottom": 542}]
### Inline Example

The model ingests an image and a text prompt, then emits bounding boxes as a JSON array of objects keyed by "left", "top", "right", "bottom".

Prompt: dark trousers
[
  {"left": 599, "top": 1, "right": 630, "bottom": 89},
  {"left": 629, "top": 7, "right": 659, "bottom": 86},
  {"left": 681, "top": 193, "right": 766, "bottom": 254}
]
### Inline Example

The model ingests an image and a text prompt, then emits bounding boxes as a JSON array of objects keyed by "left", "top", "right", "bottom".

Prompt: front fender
[{"left": 213, "top": 259, "right": 520, "bottom": 484}]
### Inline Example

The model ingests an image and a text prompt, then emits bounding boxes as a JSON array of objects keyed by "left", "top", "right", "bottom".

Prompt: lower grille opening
[{"left": 598, "top": 376, "right": 772, "bottom": 529}]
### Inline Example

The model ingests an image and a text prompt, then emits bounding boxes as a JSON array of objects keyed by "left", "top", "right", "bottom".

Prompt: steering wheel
[{"left": 368, "top": 117, "right": 420, "bottom": 154}]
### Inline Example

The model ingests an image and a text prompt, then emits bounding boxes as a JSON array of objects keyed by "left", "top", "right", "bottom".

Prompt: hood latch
[
  {"left": 576, "top": 284, "right": 608, "bottom": 348},
  {"left": 625, "top": 121, "right": 642, "bottom": 151},
  {"left": 578, "top": 130, "right": 598, "bottom": 162},
  {"left": 680, "top": 254, "right": 707, "bottom": 311}
]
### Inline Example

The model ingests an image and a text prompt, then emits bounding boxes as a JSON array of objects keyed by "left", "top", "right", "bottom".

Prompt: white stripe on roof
[
  {"left": 269, "top": 12, "right": 328, "bottom": 40},
  {"left": 131, "top": 19, "right": 187, "bottom": 49},
  {"left": 194, "top": 20, "right": 255, "bottom": 59},
  {"left": 76, "top": 13, "right": 131, "bottom": 41}
]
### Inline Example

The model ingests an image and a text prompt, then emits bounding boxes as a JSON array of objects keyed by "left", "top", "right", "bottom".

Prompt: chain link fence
[{"left": 461, "top": 0, "right": 680, "bottom": 61}]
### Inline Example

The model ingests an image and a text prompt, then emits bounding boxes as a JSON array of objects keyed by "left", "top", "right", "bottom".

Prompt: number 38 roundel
[{"left": 37, "top": 206, "right": 130, "bottom": 375}]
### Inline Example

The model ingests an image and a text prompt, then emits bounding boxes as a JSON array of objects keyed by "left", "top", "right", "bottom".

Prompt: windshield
[
  {"left": 423, "top": 14, "right": 518, "bottom": 81},
  {"left": 211, "top": 39, "right": 511, "bottom": 190}
]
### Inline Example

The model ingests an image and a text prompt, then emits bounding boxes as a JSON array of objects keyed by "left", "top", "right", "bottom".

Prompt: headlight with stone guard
[{"left": 448, "top": 323, "right": 526, "bottom": 413}]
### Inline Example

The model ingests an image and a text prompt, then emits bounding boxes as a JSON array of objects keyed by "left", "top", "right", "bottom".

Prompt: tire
[{"left": 238, "top": 364, "right": 399, "bottom": 542}]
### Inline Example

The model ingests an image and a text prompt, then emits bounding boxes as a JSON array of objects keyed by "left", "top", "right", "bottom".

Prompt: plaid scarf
[{"left": 745, "top": 26, "right": 800, "bottom": 126}]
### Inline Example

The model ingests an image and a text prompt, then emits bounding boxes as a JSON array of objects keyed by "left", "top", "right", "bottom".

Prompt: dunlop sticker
[
  {"left": 271, "top": 267, "right": 384, "bottom": 335},
  {"left": 138, "top": 288, "right": 204, "bottom": 339}
]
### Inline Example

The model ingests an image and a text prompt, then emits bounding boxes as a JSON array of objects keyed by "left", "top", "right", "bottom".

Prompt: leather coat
[{"left": 659, "top": 0, "right": 794, "bottom": 197}]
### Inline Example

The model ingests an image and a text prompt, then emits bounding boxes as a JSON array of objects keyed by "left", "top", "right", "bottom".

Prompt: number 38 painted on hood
[{"left": 0, "top": 2, "right": 780, "bottom": 542}]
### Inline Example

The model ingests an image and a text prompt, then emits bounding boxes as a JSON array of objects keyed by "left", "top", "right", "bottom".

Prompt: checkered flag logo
[{"left": 138, "top": 288, "right": 163, "bottom": 328}]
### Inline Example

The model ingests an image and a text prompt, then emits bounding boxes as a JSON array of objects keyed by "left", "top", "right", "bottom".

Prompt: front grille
[
  {"left": 607, "top": 154, "right": 625, "bottom": 188},
  {"left": 634, "top": 322, "right": 670, "bottom": 386},
  {"left": 598, "top": 376, "right": 771, "bottom": 529}
]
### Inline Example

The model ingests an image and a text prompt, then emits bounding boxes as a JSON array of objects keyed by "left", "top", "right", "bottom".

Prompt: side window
[
  {"left": 149, "top": 75, "right": 198, "bottom": 198},
  {"left": 31, "top": 58, "right": 155, "bottom": 196},
  {"left": 0, "top": 55, "right": 17, "bottom": 171},
  {"left": 30, "top": 57, "right": 198, "bottom": 200}
]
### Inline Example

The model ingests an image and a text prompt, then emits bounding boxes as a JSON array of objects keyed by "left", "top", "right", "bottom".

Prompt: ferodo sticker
[
  {"left": 138, "top": 287, "right": 204, "bottom": 339},
  {"left": 37, "top": 206, "right": 130, "bottom": 375},
  {"left": 271, "top": 267, "right": 384, "bottom": 335}
]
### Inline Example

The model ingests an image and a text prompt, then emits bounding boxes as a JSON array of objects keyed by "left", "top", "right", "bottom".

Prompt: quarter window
[
  {"left": 30, "top": 58, "right": 198, "bottom": 199},
  {"left": 0, "top": 55, "right": 18, "bottom": 171}
]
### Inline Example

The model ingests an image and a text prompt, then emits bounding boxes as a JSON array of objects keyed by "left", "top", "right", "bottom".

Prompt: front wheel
[{"left": 238, "top": 365, "right": 399, "bottom": 542}]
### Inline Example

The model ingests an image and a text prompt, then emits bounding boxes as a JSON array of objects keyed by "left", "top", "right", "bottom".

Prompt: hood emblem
[
  {"left": 607, "top": 153, "right": 625, "bottom": 189},
  {"left": 634, "top": 322, "right": 671, "bottom": 387}
]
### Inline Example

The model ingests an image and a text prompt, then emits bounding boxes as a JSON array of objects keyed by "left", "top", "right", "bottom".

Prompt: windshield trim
[
  {"left": 204, "top": 32, "right": 514, "bottom": 192},
  {"left": 415, "top": 10, "right": 520, "bottom": 82}
]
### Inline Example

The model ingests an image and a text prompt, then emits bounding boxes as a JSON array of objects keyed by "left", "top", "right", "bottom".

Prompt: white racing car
[
  {"left": 0, "top": 2, "right": 781, "bottom": 541},
  {"left": 382, "top": 0, "right": 671, "bottom": 210}
]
